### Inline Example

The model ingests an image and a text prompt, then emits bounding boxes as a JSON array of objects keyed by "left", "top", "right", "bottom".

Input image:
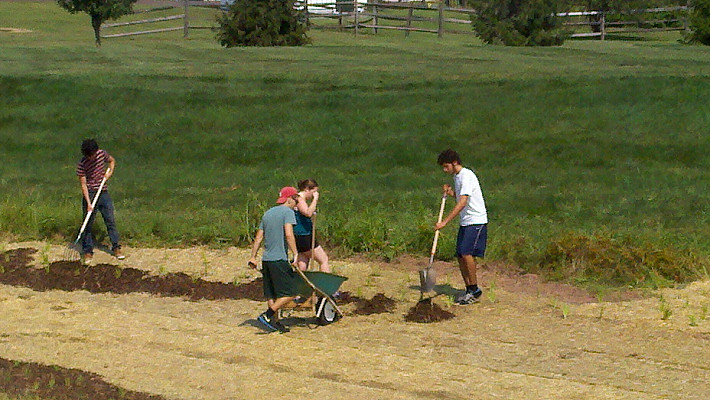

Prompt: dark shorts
[
  {"left": 262, "top": 260, "right": 299, "bottom": 299},
  {"left": 295, "top": 234, "right": 319, "bottom": 253},
  {"left": 456, "top": 224, "right": 487, "bottom": 258}
]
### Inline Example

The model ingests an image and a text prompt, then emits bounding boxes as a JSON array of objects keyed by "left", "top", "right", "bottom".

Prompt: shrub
[
  {"left": 685, "top": 0, "right": 710, "bottom": 45},
  {"left": 472, "top": 0, "right": 568, "bottom": 46},
  {"left": 216, "top": 0, "right": 309, "bottom": 47}
]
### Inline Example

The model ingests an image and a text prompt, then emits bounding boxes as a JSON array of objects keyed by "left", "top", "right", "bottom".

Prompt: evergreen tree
[{"left": 217, "top": 0, "right": 309, "bottom": 47}]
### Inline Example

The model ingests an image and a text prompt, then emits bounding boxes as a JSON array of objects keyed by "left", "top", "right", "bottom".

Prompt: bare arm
[
  {"left": 248, "top": 229, "right": 264, "bottom": 268},
  {"left": 435, "top": 195, "right": 468, "bottom": 231},
  {"left": 78, "top": 176, "right": 93, "bottom": 211},
  {"left": 295, "top": 193, "right": 318, "bottom": 218},
  {"left": 284, "top": 223, "right": 298, "bottom": 267},
  {"left": 105, "top": 154, "right": 116, "bottom": 180}
]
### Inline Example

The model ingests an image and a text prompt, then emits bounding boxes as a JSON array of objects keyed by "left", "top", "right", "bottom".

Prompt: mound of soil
[
  {"left": 404, "top": 298, "right": 455, "bottom": 323},
  {"left": 0, "top": 248, "right": 264, "bottom": 301},
  {"left": 351, "top": 293, "right": 397, "bottom": 315},
  {"left": 0, "top": 357, "right": 166, "bottom": 400}
]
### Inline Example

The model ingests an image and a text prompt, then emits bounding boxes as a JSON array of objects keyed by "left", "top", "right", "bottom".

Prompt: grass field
[{"left": 1, "top": 1, "right": 709, "bottom": 287}]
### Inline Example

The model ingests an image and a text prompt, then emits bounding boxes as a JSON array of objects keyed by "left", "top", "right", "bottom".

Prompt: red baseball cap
[{"left": 276, "top": 186, "right": 298, "bottom": 204}]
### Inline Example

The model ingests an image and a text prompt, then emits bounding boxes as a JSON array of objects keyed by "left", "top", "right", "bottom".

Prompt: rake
[{"left": 63, "top": 171, "right": 109, "bottom": 262}]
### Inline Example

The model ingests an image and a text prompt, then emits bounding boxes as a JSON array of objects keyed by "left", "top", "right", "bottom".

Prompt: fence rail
[{"left": 101, "top": 1, "right": 689, "bottom": 41}]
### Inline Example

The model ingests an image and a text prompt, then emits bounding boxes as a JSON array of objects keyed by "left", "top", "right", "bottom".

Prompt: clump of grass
[
  {"left": 658, "top": 294, "right": 673, "bottom": 320},
  {"left": 688, "top": 315, "right": 698, "bottom": 327},
  {"left": 486, "top": 279, "right": 497, "bottom": 303},
  {"left": 40, "top": 243, "right": 51, "bottom": 273},
  {"left": 533, "top": 233, "right": 703, "bottom": 289}
]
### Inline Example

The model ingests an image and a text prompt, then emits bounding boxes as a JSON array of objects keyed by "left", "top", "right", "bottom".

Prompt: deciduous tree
[{"left": 57, "top": 0, "right": 138, "bottom": 46}]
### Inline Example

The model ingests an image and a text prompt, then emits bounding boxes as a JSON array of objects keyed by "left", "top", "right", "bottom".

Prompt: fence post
[
  {"left": 600, "top": 11, "right": 605, "bottom": 40},
  {"left": 354, "top": 0, "right": 359, "bottom": 36},
  {"left": 183, "top": 0, "right": 189, "bottom": 38},
  {"left": 304, "top": 0, "right": 309, "bottom": 26},
  {"left": 405, "top": 1, "right": 413, "bottom": 37},
  {"left": 373, "top": 2, "right": 378, "bottom": 34},
  {"left": 438, "top": 0, "right": 444, "bottom": 38}
]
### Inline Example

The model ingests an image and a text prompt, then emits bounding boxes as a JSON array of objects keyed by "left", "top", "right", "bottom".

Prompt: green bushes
[
  {"left": 472, "top": 0, "right": 568, "bottom": 46},
  {"left": 216, "top": 0, "right": 309, "bottom": 47},
  {"left": 685, "top": 0, "right": 710, "bottom": 45}
]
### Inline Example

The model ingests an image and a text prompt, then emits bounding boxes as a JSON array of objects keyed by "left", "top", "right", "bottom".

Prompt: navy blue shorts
[{"left": 456, "top": 224, "right": 487, "bottom": 258}]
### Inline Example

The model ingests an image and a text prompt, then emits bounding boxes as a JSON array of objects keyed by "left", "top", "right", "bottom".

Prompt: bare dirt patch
[
  {"left": 351, "top": 293, "right": 397, "bottom": 315},
  {"left": 0, "top": 248, "right": 264, "bottom": 301},
  {"left": 0, "top": 357, "right": 166, "bottom": 400},
  {"left": 0, "top": 242, "right": 708, "bottom": 400},
  {"left": 0, "top": 27, "right": 32, "bottom": 33},
  {"left": 404, "top": 298, "right": 455, "bottom": 323}
]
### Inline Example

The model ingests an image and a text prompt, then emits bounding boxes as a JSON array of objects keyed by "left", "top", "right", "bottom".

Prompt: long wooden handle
[
  {"left": 430, "top": 194, "right": 447, "bottom": 262},
  {"left": 74, "top": 169, "right": 110, "bottom": 243},
  {"left": 310, "top": 211, "right": 316, "bottom": 253}
]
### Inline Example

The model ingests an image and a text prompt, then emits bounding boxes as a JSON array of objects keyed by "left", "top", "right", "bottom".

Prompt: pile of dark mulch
[
  {"left": 351, "top": 293, "right": 397, "bottom": 315},
  {"left": 404, "top": 298, "right": 455, "bottom": 323},
  {"left": 0, "top": 248, "right": 264, "bottom": 301},
  {"left": 0, "top": 357, "right": 167, "bottom": 400}
]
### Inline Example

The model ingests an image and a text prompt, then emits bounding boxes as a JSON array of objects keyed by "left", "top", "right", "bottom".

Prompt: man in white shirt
[{"left": 435, "top": 149, "right": 488, "bottom": 305}]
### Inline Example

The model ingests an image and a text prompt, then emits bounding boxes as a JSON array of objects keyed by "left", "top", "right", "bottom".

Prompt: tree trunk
[{"left": 91, "top": 14, "right": 102, "bottom": 46}]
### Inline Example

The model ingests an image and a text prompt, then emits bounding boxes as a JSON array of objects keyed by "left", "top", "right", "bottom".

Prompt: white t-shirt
[{"left": 454, "top": 167, "right": 488, "bottom": 225}]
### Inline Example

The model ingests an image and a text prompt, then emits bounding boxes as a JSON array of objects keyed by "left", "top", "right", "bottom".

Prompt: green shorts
[{"left": 262, "top": 260, "right": 299, "bottom": 299}]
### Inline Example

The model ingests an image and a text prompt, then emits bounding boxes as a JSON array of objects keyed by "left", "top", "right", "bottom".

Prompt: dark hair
[
  {"left": 81, "top": 139, "right": 99, "bottom": 157},
  {"left": 297, "top": 179, "right": 318, "bottom": 191},
  {"left": 437, "top": 149, "right": 461, "bottom": 165}
]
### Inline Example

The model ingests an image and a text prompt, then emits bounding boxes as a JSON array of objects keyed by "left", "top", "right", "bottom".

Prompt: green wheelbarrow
[{"left": 292, "top": 269, "right": 348, "bottom": 325}]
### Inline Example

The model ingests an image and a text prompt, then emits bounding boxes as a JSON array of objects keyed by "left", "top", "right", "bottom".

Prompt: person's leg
[
  {"left": 296, "top": 250, "right": 311, "bottom": 271},
  {"left": 97, "top": 192, "right": 121, "bottom": 251},
  {"left": 458, "top": 255, "right": 477, "bottom": 286},
  {"left": 270, "top": 296, "right": 297, "bottom": 311},
  {"left": 80, "top": 194, "right": 97, "bottom": 256},
  {"left": 312, "top": 246, "right": 330, "bottom": 273}
]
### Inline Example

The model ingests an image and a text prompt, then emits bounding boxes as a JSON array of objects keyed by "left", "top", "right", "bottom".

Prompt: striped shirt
[{"left": 76, "top": 149, "right": 110, "bottom": 191}]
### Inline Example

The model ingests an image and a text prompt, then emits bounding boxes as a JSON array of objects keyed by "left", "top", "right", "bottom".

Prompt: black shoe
[{"left": 257, "top": 312, "right": 278, "bottom": 332}]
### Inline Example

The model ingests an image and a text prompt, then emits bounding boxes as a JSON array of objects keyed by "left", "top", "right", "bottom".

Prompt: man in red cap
[{"left": 248, "top": 187, "right": 300, "bottom": 333}]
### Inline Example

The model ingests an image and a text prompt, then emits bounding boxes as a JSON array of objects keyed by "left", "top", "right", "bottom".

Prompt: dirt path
[{"left": 1, "top": 242, "right": 708, "bottom": 399}]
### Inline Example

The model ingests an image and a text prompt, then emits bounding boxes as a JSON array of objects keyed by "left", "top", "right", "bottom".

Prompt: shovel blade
[{"left": 419, "top": 266, "right": 436, "bottom": 293}]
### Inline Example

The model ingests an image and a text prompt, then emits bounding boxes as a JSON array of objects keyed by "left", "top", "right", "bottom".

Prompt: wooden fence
[
  {"left": 305, "top": 1, "right": 689, "bottom": 39},
  {"left": 101, "top": 1, "right": 689, "bottom": 40},
  {"left": 101, "top": 0, "right": 219, "bottom": 39}
]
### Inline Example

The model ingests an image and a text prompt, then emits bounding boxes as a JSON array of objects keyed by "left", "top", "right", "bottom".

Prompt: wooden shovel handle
[{"left": 430, "top": 194, "right": 447, "bottom": 259}]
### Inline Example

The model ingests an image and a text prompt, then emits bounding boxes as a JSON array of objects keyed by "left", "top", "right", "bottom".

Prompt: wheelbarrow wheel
[{"left": 316, "top": 296, "right": 339, "bottom": 325}]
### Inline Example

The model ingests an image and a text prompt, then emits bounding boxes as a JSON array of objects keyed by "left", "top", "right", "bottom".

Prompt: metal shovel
[{"left": 419, "top": 193, "right": 447, "bottom": 294}]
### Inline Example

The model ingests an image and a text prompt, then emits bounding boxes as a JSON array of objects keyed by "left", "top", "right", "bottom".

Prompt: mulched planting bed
[
  {"left": 404, "top": 298, "right": 455, "bottom": 323},
  {"left": 0, "top": 248, "right": 264, "bottom": 301},
  {"left": 0, "top": 357, "right": 167, "bottom": 400}
]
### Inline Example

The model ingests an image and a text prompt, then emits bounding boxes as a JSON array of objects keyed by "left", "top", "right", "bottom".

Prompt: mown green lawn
[{"left": 0, "top": 1, "right": 708, "bottom": 285}]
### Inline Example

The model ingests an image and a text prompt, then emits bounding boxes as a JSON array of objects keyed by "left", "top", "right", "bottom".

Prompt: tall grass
[{"left": 0, "top": 2, "right": 708, "bottom": 286}]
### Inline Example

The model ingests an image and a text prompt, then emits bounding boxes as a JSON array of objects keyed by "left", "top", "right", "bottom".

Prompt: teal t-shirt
[
  {"left": 259, "top": 205, "right": 297, "bottom": 262},
  {"left": 293, "top": 210, "right": 312, "bottom": 236}
]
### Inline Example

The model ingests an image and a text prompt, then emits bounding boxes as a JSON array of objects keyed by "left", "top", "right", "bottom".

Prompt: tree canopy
[{"left": 57, "top": 0, "right": 138, "bottom": 46}]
